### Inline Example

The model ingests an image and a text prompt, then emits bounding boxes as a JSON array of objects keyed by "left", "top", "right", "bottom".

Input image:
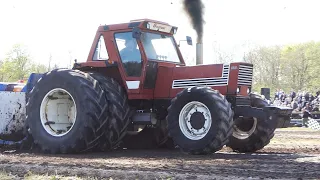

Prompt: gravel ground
[{"left": 0, "top": 127, "right": 319, "bottom": 180}]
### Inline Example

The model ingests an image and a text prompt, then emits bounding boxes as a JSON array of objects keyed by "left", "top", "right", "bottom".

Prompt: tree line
[
  {"left": 0, "top": 44, "right": 58, "bottom": 82},
  {"left": 244, "top": 41, "right": 320, "bottom": 95}
]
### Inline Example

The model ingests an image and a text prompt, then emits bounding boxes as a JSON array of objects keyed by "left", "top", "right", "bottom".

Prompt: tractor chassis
[{"left": 235, "top": 105, "right": 293, "bottom": 129}]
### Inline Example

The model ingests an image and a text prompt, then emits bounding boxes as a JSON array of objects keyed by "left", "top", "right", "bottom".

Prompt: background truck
[{"left": 0, "top": 19, "right": 292, "bottom": 154}]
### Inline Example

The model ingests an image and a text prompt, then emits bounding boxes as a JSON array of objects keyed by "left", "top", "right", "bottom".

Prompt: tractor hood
[
  {"left": 171, "top": 64, "right": 229, "bottom": 88},
  {"left": 169, "top": 64, "right": 230, "bottom": 97},
  {"left": 153, "top": 62, "right": 253, "bottom": 99}
]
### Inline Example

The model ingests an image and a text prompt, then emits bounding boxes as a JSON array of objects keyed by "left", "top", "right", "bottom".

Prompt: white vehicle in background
[{"left": 0, "top": 75, "right": 41, "bottom": 143}]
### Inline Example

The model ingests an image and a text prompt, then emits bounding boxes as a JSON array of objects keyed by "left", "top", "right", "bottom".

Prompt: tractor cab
[
  {"left": 114, "top": 25, "right": 184, "bottom": 76},
  {"left": 75, "top": 19, "right": 192, "bottom": 98}
]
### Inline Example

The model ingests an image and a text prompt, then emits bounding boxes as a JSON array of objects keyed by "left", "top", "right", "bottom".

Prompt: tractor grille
[
  {"left": 172, "top": 64, "right": 230, "bottom": 89},
  {"left": 238, "top": 65, "right": 253, "bottom": 86}
]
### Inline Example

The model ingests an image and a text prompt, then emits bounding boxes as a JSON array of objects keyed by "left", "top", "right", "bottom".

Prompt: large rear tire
[
  {"left": 227, "top": 93, "right": 275, "bottom": 152},
  {"left": 89, "top": 73, "right": 131, "bottom": 150},
  {"left": 166, "top": 87, "right": 233, "bottom": 155},
  {"left": 26, "top": 69, "right": 109, "bottom": 154}
]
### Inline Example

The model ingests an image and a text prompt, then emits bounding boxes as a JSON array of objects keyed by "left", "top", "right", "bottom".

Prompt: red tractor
[{"left": 22, "top": 19, "right": 292, "bottom": 154}]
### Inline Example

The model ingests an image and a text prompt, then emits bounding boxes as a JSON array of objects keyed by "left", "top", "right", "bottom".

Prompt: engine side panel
[
  {"left": 169, "top": 64, "right": 230, "bottom": 98},
  {"left": 172, "top": 64, "right": 225, "bottom": 80},
  {"left": 0, "top": 92, "right": 26, "bottom": 141}
]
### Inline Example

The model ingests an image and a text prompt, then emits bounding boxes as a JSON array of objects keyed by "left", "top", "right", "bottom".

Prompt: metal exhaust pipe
[{"left": 196, "top": 42, "right": 203, "bottom": 65}]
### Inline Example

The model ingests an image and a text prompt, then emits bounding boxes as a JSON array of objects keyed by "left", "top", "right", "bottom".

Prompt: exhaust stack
[{"left": 196, "top": 42, "right": 203, "bottom": 65}]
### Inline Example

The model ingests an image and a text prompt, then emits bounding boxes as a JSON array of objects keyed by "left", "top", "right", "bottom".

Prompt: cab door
[{"left": 113, "top": 31, "right": 144, "bottom": 94}]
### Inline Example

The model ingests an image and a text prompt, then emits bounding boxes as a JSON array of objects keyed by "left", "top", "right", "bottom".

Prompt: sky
[{"left": 0, "top": 0, "right": 320, "bottom": 67}]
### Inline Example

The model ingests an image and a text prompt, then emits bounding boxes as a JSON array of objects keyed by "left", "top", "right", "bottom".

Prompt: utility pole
[
  {"left": 68, "top": 50, "right": 72, "bottom": 69},
  {"left": 48, "top": 53, "right": 52, "bottom": 71}
]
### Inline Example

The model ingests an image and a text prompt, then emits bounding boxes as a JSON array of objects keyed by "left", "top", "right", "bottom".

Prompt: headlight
[
  {"left": 237, "top": 87, "right": 240, "bottom": 93},
  {"left": 247, "top": 87, "right": 251, "bottom": 94}
]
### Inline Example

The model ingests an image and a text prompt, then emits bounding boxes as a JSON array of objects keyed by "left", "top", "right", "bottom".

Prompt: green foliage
[
  {"left": 245, "top": 41, "right": 320, "bottom": 95},
  {"left": 30, "top": 63, "right": 49, "bottom": 74},
  {"left": 0, "top": 44, "right": 57, "bottom": 82},
  {"left": 1, "top": 44, "right": 32, "bottom": 81}
]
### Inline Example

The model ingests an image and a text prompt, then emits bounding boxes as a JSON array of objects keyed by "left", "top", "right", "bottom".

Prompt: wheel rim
[
  {"left": 232, "top": 117, "right": 257, "bottom": 140},
  {"left": 40, "top": 88, "right": 77, "bottom": 137},
  {"left": 179, "top": 101, "right": 212, "bottom": 140}
]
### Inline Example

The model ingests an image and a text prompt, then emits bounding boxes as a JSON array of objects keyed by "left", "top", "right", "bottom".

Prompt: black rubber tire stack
[
  {"left": 166, "top": 87, "right": 234, "bottom": 155},
  {"left": 89, "top": 72, "right": 131, "bottom": 150},
  {"left": 227, "top": 93, "right": 275, "bottom": 153},
  {"left": 25, "top": 69, "right": 110, "bottom": 154}
]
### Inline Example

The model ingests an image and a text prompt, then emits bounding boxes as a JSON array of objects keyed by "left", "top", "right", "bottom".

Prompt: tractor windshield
[{"left": 141, "top": 32, "right": 180, "bottom": 63}]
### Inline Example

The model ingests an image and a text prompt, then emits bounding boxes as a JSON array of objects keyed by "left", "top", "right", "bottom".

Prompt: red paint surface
[
  {"left": 172, "top": 64, "right": 224, "bottom": 80},
  {"left": 154, "top": 66, "right": 174, "bottom": 98}
]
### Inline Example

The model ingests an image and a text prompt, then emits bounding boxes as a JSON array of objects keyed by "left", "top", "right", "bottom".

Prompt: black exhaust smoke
[
  {"left": 183, "top": 0, "right": 205, "bottom": 65},
  {"left": 183, "top": 0, "right": 205, "bottom": 43}
]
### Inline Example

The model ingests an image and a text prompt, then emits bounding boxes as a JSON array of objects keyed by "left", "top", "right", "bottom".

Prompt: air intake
[{"left": 238, "top": 65, "right": 253, "bottom": 86}]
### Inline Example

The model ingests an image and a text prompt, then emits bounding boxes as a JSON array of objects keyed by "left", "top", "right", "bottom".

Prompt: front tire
[
  {"left": 166, "top": 87, "right": 233, "bottom": 155},
  {"left": 26, "top": 69, "right": 109, "bottom": 154},
  {"left": 227, "top": 93, "right": 275, "bottom": 152}
]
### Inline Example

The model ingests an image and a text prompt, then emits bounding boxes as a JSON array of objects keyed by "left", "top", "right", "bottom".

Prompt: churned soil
[{"left": 0, "top": 127, "right": 319, "bottom": 180}]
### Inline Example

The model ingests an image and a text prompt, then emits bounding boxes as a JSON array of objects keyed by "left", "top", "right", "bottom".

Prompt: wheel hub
[
  {"left": 40, "top": 88, "right": 77, "bottom": 137},
  {"left": 232, "top": 117, "right": 257, "bottom": 140},
  {"left": 190, "top": 112, "right": 206, "bottom": 130},
  {"left": 179, "top": 101, "right": 212, "bottom": 140}
]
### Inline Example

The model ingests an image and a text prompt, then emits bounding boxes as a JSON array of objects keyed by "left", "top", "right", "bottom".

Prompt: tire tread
[
  {"left": 167, "top": 87, "right": 234, "bottom": 155},
  {"left": 25, "top": 69, "right": 109, "bottom": 154},
  {"left": 227, "top": 93, "right": 275, "bottom": 152}
]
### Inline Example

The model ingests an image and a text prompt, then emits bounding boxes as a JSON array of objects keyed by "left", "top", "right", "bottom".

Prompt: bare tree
[
  {"left": 212, "top": 42, "right": 235, "bottom": 64},
  {"left": 244, "top": 45, "right": 282, "bottom": 92}
]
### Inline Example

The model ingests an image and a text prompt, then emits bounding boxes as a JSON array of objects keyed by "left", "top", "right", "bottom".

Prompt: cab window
[
  {"left": 115, "top": 32, "right": 142, "bottom": 77},
  {"left": 93, "top": 35, "right": 109, "bottom": 61}
]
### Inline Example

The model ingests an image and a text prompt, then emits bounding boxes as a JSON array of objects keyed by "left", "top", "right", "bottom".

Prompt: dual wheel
[{"left": 25, "top": 69, "right": 130, "bottom": 153}]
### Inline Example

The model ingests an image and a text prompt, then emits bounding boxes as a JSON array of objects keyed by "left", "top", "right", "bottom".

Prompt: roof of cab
[{"left": 96, "top": 19, "right": 173, "bottom": 32}]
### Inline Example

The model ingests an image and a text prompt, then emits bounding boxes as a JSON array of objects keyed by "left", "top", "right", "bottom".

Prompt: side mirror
[
  {"left": 132, "top": 27, "right": 142, "bottom": 39},
  {"left": 186, "top": 36, "right": 193, "bottom": 45}
]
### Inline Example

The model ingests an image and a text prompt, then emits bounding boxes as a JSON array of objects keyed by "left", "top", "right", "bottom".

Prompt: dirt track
[{"left": 1, "top": 128, "right": 319, "bottom": 179}]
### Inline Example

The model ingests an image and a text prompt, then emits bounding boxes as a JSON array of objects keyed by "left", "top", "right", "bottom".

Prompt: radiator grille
[
  {"left": 172, "top": 64, "right": 230, "bottom": 89},
  {"left": 238, "top": 65, "right": 253, "bottom": 86}
]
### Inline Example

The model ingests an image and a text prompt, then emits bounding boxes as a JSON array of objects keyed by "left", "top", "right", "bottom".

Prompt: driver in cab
[{"left": 119, "top": 39, "right": 141, "bottom": 63}]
